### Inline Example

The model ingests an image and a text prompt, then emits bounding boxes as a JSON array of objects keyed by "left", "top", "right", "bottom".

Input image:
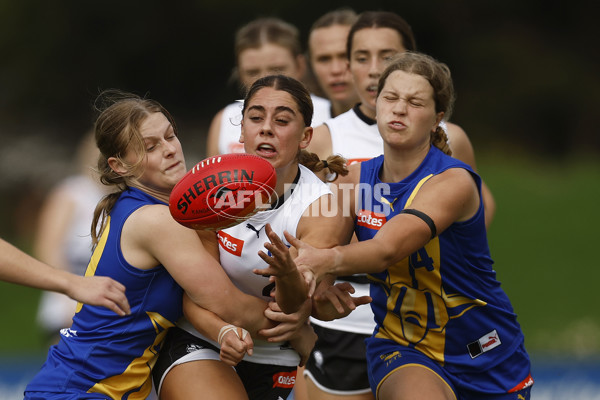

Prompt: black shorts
[
  {"left": 153, "top": 327, "right": 297, "bottom": 400},
  {"left": 304, "top": 324, "right": 372, "bottom": 394}
]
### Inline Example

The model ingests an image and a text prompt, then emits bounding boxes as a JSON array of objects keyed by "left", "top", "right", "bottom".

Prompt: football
[{"left": 169, "top": 153, "right": 277, "bottom": 230}]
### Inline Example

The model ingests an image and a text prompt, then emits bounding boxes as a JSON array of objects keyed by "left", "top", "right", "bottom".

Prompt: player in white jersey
[
  {"left": 215, "top": 94, "right": 332, "bottom": 155},
  {"left": 302, "top": 11, "right": 497, "bottom": 400},
  {"left": 154, "top": 75, "right": 369, "bottom": 400},
  {"left": 206, "top": 17, "right": 332, "bottom": 157}
]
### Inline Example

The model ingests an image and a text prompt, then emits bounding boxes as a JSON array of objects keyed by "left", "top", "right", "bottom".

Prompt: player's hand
[
  {"left": 66, "top": 275, "right": 131, "bottom": 316},
  {"left": 218, "top": 325, "right": 253, "bottom": 366},
  {"left": 283, "top": 231, "right": 336, "bottom": 291},
  {"left": 312, "top": 282, "right": 372, "bottom": 321},
  {"left": 255, "top": 224, "right": 299, "bottom": 279},
  {"left": 259, "top": 299, "right": 311, "bottom": 342}
]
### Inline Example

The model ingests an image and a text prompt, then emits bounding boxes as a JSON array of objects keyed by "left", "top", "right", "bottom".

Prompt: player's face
[
  {"left": 241, "top": 87, "right": 312, "bottom": 171},
  {"left": 376, "top": 70, "right": 443, "bottom": 151},
  {"left": 309, "top": 24, "right": 357, "bottom": 105},
  {"left": 349, "top": 27, "right": 406, "bottom": 119},
  {"left": 238, "top": 43, "right": 304, "bottom": 90},
  {"left": 130, "top": 112, "right": 186, "bottom": 194}
]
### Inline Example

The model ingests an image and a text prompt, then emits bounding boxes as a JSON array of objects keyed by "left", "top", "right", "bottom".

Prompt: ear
[
  {"left": 299, "top": 126, "right": 313, "bottom": 150},
  {"left": 107, "top": 157, "right": 128, "bottom": 176},
  {"left": 432, "top": 112, "right": 445, "bottom": 132},
  {"left": 239, "top": 120, "right": 245, "bottom": 143}
]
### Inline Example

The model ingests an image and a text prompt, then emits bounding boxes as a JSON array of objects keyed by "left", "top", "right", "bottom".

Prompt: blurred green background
[{"left": 0, "top": 0, "right": 598, "bottom": 370}]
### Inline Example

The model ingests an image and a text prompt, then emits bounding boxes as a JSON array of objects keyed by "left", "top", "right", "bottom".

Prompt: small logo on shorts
[
  {"left": 467, "top": 329, "right": 501, "bottom": 358},
  {"left": 380, "top": 350, "right": 401, "bottom": 367},
  {"left": 272, "top": 371, "right": 296, "bottom": 388},
  {"left": 186, "top": 344, "right": 204, "bottom": 353}
]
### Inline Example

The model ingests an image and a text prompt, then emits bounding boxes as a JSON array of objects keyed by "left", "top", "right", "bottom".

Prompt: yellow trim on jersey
[
  {"left": 87, "top": 311, "right": 174, "bottom": 399},
  {"left": 75, "top": 217, "right": 111, "bottom": 314},
  {"left": 405, "top": 174, "right": 433, "bottom": 207},
  {"left": 376, "top": 363, "right": 457, "bottom": 400}
]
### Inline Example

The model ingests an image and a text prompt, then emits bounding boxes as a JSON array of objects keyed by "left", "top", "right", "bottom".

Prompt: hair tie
[{"left": 321, "top": 160, "right": 329, "bottom": 169}]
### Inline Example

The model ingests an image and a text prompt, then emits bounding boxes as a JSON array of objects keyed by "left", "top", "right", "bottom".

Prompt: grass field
[{"left": 0, "top": 153, "right": 598, "bottom": 360}]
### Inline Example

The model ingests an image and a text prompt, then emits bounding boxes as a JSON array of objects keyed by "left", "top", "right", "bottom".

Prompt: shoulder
[
  {"left": 306, "top": 123, "right": 332, "bottom": 159},
  {"left": 445, "top": 122, "right": 477, "bottom": 169}
]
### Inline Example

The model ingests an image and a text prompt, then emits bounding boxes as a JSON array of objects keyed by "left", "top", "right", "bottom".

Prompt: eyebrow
[{"left": 247, "top": 105, "right": 296, "bottom": 115}]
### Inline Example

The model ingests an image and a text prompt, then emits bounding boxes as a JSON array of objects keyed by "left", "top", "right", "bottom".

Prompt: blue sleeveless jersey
[
  {"left": 358, "top": 147, "right": 531, "bottom": 392},
  {"left": 25, "top": 188, "right": 183, "bottom": 399}
]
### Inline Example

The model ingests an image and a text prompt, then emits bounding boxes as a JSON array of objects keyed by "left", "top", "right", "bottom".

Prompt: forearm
[
  {"left": 0, "top": 239, "right": 70, "bottom": 292},
  {"left": 185, "top": 290, "right": 275, "bottom": 337},
  {"left": 274, "top": 268, "right": 308, "bottom": 314},
  {"left": 182, "top": 295, "right": 236, "bottom": 342}
]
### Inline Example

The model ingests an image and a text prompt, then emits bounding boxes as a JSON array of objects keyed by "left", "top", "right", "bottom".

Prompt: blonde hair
[{"left": 90, "top": 90, "right": 176, "bottom": 245}]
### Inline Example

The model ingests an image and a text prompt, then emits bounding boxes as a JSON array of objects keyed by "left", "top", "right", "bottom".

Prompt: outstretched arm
[
  {"left": 293, "top": 167, "right": 481, "bottom": 282},
  {"left": 0, "top": 238, "right": 130, "bottom": 316}
]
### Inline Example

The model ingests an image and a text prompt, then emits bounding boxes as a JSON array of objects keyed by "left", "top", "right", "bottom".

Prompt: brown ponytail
[
  {"left": 298, "top": 150, "right": 348, "bottom": 182},
  {"left": 431, "top": 125, "right": 452, "bottom": 156}
]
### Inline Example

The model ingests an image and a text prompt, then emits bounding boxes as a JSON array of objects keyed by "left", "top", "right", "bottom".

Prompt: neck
[
  {"left": 358, "top": 102, "right": 376, "bottom": 120},
  {"left": 128, "top": 180, "right": 171, "bottom": 204},
  {"left": 331, "top": 98, "right": 356, "bottom": 118},
  {"left": 380, "top": 143, "right": 430, "bottom": 183},
  {"left": 274, "top": 162, "right": 300, "bottom": 197}
]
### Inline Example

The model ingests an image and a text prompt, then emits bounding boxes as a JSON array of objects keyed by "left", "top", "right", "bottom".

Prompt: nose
[
  {"left": 392, "top": 99, "right": 408, "bottom": 115},
  {"left": 163, "top": 139, "right": 177, "bottom": 156},
  {"left": 368, "top": 58, "right": 381, "bottom": 79},
  {"left": 260, "top": 119, "right": 273, "bottom": 136},
  {"left": 331, "top": 59, "right": 348, "bottom": 75}
]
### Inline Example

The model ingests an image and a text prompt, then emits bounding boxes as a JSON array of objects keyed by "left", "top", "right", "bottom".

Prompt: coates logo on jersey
[
  {"left": 272, "top": 371, "right": 296, "bottom": 389},
  {"left": 357, "top": 210, "right": 386, "bottom": 230},
  {"left": 217, "top": 231, "right": 244, "bottom": 257}
]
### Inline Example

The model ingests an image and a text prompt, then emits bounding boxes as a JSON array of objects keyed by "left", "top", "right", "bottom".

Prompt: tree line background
[{"left": 1, "top": 0, "right": 598, "bottom": 259}]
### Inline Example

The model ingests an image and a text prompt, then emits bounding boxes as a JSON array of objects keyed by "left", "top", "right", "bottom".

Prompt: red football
[{"left": 169, "top": 153, "right": 277, "bottom": 230}]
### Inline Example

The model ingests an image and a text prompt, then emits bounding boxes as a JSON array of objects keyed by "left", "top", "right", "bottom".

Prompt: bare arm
[
  {"left": 182, "top": 294, "right": 253, "bottom": 366},
  {"left": 446, "top": 122, "right": 496, "bottom": 228},
  {"left": 129, "top": 205, "right": 273, "bottom": 336},
  {"left": 0, "top": 238, "right": 130, "bottom": 315},
  {"left": 293, "top": 168, "right": 480, "bottom": 280}
]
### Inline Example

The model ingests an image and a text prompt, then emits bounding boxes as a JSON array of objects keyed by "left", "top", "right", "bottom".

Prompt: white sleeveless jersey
[
  {"left": 310, "top": 106, "right": 382, "bottom": 334},
  {"left": 217, "top": 95, "right": 333, "bottom": 155},
  {"left": 181, "top": 165, "right": 331, "bottom": 366}
]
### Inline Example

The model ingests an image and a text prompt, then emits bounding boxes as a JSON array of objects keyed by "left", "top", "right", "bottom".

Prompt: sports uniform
[
  {"left": 216, "top": 94, "right": 332, "bottom": 155},
  {"left": 358, "top": 148, "right": 533, "bottom": 399},
  {"left": 153, "top": 165, "right": 331, "bottom": 400},
  {"left": 25, "top": 187, "right": 183, "bottom": 400},
  {"left": 305, "top": 104, "right": 380, "bottom": 394},
  {"left": 305, "top": 105, "right": 455, "bottom": 395}
]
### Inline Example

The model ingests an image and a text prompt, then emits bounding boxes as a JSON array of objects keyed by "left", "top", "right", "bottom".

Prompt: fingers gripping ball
[{"left": 169, "top": 153, "right": 276, "bottom": 230}]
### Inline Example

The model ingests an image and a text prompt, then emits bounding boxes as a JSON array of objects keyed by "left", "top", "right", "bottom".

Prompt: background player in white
[
  {"left": 206, "top": 17, "right": 332, "bottom": 157},
  {"left": 307, "top": 8, "right": 359, "bottom": 119}
]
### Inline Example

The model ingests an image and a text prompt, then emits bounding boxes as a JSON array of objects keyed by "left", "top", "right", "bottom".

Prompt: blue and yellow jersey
[
  {"left": 357, "top": 147, "right": 530, "bottom": 378},
  {"left": 25, "top": 187, "right": 183, "bottom": 399}
]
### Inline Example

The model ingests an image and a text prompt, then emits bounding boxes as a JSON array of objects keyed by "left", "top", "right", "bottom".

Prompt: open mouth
[{"left": 256, "top": 143, "right": 276, "bottom": 156}]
